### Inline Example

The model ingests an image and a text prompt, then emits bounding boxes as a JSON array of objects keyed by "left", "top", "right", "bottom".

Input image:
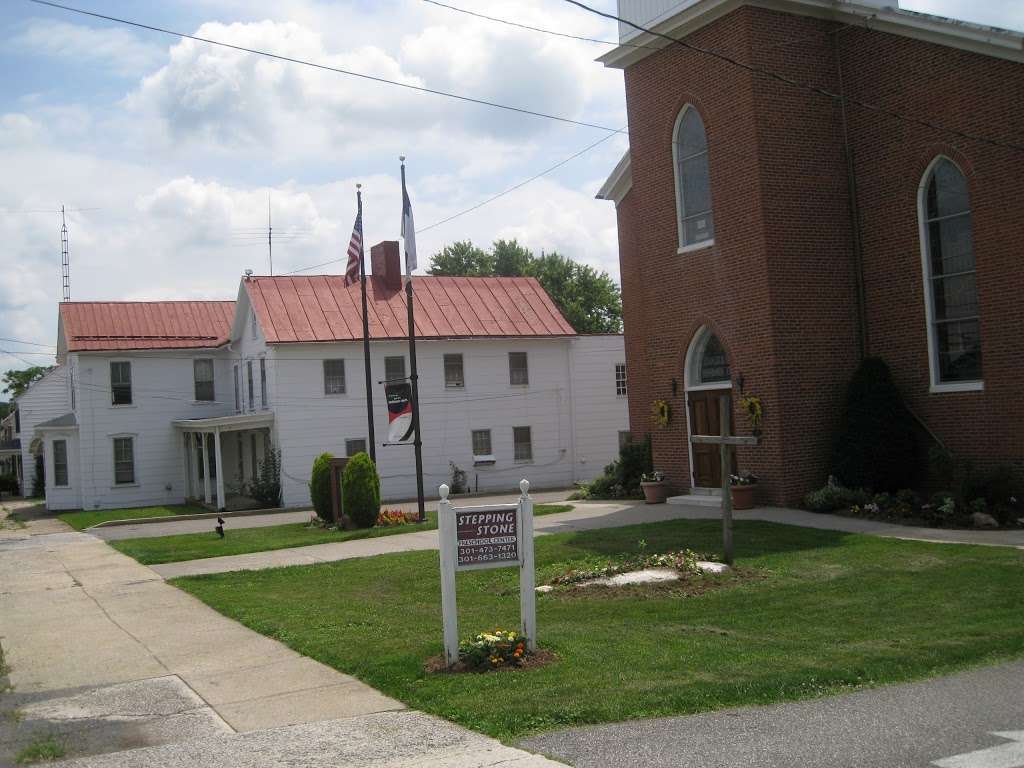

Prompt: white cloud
[{"left": 12, "top": 18, "right": 164, "bottom": 76}]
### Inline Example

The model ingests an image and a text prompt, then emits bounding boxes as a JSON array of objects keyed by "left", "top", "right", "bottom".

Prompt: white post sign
[{"left": 437, "top": 478, "right": 536, "bottom": 667}]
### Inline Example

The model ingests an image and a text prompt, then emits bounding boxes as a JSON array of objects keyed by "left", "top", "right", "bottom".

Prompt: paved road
[
  {"left": 521, "top": 661, "right": 1024, "bottom": 768},
  {"left": 0, "top": 529, "right": 566, "bottom": 766},
  {"left": 91, "top": 489, "right": 576, "bottom": 541}
]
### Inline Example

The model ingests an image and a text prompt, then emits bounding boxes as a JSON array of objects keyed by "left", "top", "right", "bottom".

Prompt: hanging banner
[{"left": 385, "top": 382, "right": 415, "bottom": 443}]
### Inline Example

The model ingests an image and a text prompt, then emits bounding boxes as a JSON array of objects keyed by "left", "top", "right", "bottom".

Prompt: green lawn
[
  {"left": 59, "top": 505, "right": 209, "bottom": 531},
  {"left": 112, "top": 504, "right": 574, "bottom": 565},
  {"left": 175, "top": 519, "right": 1024, "bottom": 740}
]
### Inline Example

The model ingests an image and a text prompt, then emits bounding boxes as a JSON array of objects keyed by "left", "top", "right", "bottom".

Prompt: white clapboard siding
[
  {"left": 15, "top": 366, "right": 72, "bottom": 496},
  {"left": 72, "top": 351, "right": 235, "bottom": 510},
  {"left": 271, "top": 338, "right": 577, "bottom": 504},
  {"left": 570, "top": 335, "right": 631, "bottom": 483}
]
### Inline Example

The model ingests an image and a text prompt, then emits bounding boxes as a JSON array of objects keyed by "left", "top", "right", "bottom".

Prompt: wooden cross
[{"left": 689, "top": 394, "right": 760, "bottom": 565}]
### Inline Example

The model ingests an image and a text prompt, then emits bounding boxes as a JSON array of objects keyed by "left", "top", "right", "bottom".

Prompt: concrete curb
[{"left": 86, "top": 506, "right": 307, "bottom": 530}]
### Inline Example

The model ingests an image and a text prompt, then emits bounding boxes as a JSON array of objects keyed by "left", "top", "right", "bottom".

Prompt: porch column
[
  {"left": 214, "top": 427, "right": 226, "bottom": 512},
  {"left": 181, "top": 431, "right": 191, "bottom": 501},
  {"left": 201, "top": 432, "right": 212, "bottom": 505}
]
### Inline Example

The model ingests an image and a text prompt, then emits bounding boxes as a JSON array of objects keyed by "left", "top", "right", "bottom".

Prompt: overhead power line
[
  {"left": 282, "top": 127, "right": 623, "bottom": 275},
  {"left": 0, "top": 337, "right": 57, "bottom": 349},
  {"left": 29, "top": 0, "right": 624, "bottom": 135},
  {"left": 417, "top": 128, "right": 623, "bottom": 234},
  {"left": 420, "top": 0, "right": 657, "bottom": 51},
  {"left": 562, "top": 0, "right": 1024, "bottom": 155}
]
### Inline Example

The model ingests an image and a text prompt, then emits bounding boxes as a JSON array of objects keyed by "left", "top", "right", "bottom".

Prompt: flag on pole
[
  {"left": 343, "top": 206, "right": 363, "bottom": 287},
  {"left": 400, "top": 161, "right": 417, "bottom": 275}
]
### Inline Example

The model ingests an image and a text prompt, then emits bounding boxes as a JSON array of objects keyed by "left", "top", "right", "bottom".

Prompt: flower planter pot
[
  {"left": 641, "top": 481, "right": 668, "bottom": 504},
  {"left": 731, "top": 483, "right": 757, "bottom": 510}
]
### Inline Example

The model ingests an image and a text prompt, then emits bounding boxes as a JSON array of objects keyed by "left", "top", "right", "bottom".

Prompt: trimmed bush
[
  {"left": 961, "top": 463, "right": 1023, "bottom": 526},
  {"left": 831, "top": 357, "right": 921, "bottom": 493},
  {"left": 342, "top": 452, "right": 381, "bottom": 528},
  {"left": 580, "top": 437, "right": 653, "bottom": 499},
  {"left": 309, "top": 452, "right": 334, "bottom": 523}
]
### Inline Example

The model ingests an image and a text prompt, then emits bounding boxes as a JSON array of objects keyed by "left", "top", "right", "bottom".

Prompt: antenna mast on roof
[
  {"left": 60, "top": 205, "right": 71, "bottom": 302},
  {"left": 267, "top": 194, "right": 273, "bottom": 276}
]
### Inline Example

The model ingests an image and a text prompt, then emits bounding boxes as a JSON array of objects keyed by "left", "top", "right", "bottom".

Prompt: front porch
[{"left": 173, "top": 412, "right": 274, "bottom": 512}]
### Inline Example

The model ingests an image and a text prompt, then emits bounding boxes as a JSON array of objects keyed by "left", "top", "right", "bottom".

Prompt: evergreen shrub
[
  {"left": 343, "top": 452, "right": 381, "bottom": 528},
  {"left": 831, "top": 357, "right": 921, "bottom": 492},
  {"left": 309, "top": 452, "right": 334, "bottom": 523}
]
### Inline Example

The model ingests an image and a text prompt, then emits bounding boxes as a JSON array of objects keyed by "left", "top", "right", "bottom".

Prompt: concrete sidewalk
[
  {"left": 0, "top": 530, "right": 567, "bottom": 766},
  {"left": 149, "top": 500, "right": 676, "bottom": 578},
  {"left": 148, "top": 500, "right": 1024, "bottom": 580},
  {"left": 91, "top": 489, "right": 576, "bottom": 541}
]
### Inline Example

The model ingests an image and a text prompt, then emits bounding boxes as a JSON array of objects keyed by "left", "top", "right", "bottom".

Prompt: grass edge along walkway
[
  {"left": 60, "top": 505, "right": 210, "bottom": 531},
  {"left": 112, "top": 505, "right": 574, "bottom": 565},
  {"left": 174, "top": 518, "right": 1024, "bottom": 742}
]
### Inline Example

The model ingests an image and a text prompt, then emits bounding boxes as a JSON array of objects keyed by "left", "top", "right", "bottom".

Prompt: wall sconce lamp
[
  {"left": 736, "top": 372, "right": 745, "bottom": 394},
  {"left": 671, "top": 377, "right": 678, "bottom": 396}
]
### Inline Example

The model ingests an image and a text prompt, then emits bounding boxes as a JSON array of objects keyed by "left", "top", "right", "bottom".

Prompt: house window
[
  {"left": 259, "top": 358, "right": 268, "bottom": 407},
  {"left": 699, "top": 335, "right": 731, "bottom": 384},
  {"left": 444, "top": 354, "right": 464, "bottom": 389},
  {"left": 385, "top": 355, "right": 406, "bottom": 382},
  {"left": 233, "top": 364, "right": 240, "bottom": 412},
  {"left": 194, "top": 359, "right": 215, "bottom": 402},
  {"left": 472, "top": 429, "right": 492, "bottom": 456},
  {"left": 323, "top": 359, "right": 346, "bottom": 394},
  {"left": 110, "top": 361, "right": 132, "bottom": 405},
  {"left": 508, "top": 352, "right": 529, "bottom": 386},
  {"left": 619, "top": 431, "right": 632, "bottom": 451},
  {"left": 250, "top": 433, "right": 258, "bottom": 479},
  {"left": 920, "top": 158, "right": 982, "bottom": 386},
  {"left": 513, "top": 426, "right": 533, "bottom": 463},
  {"left": 673, "top": 106, "right": 714, "bottom": 249},
  {"left": 345, "top": 438, "right": 367, "bottom": 457},
  {"left": 251, "top": 311, "right": 258, "bottom": 340},
  {"left": 247, "top": 361, "right": 255, "bottom": 409},
  {"left": 615, "top": 363, "right": 627, "bottom": 397},
  {"left": 236, "top": 433, "right": 245, "bottom": 480},
  {"left": 113, "top": 437, "right": 135, "bottom": 485},
  {"left": 53, "top": 439, "right": 68, "bottom": 487}
]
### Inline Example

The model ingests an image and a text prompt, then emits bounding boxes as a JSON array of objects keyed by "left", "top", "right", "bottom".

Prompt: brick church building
[{"left": 597, "top": 0, "right": 1023, "bottom": 504}]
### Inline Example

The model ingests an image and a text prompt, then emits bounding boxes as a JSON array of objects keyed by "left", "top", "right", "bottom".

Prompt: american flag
[{"left": 343, "top": 208, "right": 363, "bottom": 287}]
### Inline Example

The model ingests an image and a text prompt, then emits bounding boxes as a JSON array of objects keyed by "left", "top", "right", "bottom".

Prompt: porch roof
[{"left": 172, "top": 411, "right": 274, "bottom": 432}]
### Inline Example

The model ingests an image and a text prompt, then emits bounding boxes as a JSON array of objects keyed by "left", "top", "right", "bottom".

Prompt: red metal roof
[
  {"left": 60, "top": 301, "right": 236, "bottom": 352},
  {"left": 244, "top": 275, "right": 576, "bottom": 343}
]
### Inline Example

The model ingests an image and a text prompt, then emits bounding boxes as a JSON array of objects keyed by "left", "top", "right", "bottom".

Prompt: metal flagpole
[
  {"left": 401, "top": 157, "right": 426, "bottom": 522},
  {"left": 357, "top": 185, "right": 376, "bottom": 463}
]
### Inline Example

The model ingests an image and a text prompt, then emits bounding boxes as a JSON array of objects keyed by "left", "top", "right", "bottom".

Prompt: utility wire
[
  {"left": 29, "top": 0, "right": 624, "bottom": 135},
  {"left": 0, "top": 337, "right": 56, "bottom": 349},
  {"left": 284, "top": 127, "right": 624, "bottom": 274},
  {"left": 562, "top": 0, "right": 1024, "bottom": 155},
  {"left": 417, "top": 127, "right": 623, "bottom": 233},
  {"left": 420, "top": 0, "right": 658, "bottom": 51}
]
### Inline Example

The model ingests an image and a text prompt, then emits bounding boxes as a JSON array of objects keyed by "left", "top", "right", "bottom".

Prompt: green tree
[
  {"left": 342, "top": 452, "right": 381, "bottom": 528},
  {"left": 426, "top": 241, "right": 622, "bottom": 334},
  {"left": 309, "top": 452, "right": 334, "bottom": 523},
  {"left": 528, "top": 251, "right": 622, "bottom": 334},
  {"left": 427, "top": 241, "right": 493, "bottom": 276},
  {"left": 2, "top": 366, "right": 53, "bottom": 398},
  {"left": 491, "top": 239, "right": 532, "bottom": 276}
]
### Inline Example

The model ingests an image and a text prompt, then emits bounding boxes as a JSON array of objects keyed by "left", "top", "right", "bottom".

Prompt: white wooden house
[{"left": 18, "top": 242, "right": 629, "bottom": 511}]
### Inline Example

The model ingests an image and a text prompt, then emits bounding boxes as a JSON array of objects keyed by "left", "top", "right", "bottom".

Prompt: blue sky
[{"left": 0, "top": 0, "right": 1021, "bottom": 376}]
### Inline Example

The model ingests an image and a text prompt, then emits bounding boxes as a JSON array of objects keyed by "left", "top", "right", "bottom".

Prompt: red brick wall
[{"left": 616, "top": 5, "right": 1024, "bottom": 503}]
